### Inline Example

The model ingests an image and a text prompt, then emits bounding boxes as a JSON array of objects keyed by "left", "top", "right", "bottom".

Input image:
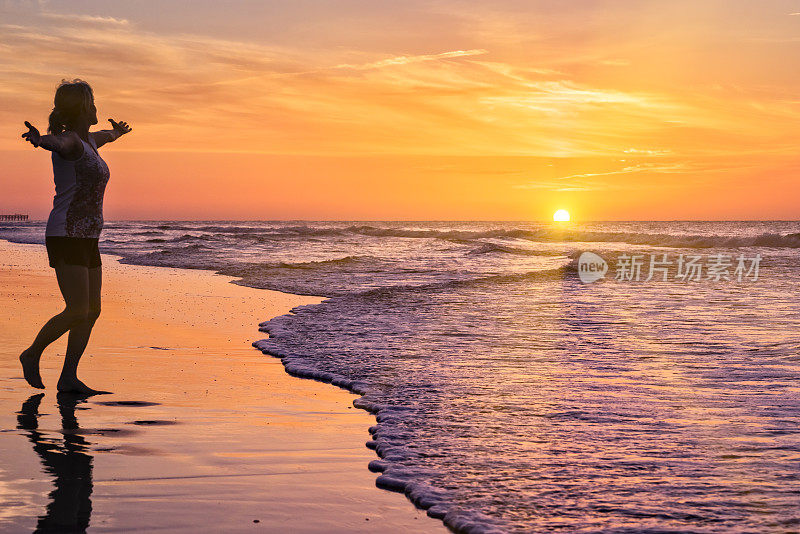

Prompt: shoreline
[{"left": 0, "top": 239, "right": 444, "bottom": 533}]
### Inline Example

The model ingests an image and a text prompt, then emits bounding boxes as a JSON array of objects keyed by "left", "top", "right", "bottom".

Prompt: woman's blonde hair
[{"left": 47, "top": 79, "right": 94, "bottom": 135}]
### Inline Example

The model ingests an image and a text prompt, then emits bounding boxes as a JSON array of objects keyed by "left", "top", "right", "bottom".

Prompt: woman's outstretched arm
[
  {"left": 91, "top": 119, "right": 132, "bottom": 149},
  {"left": 21, "top": 121, "right": 82, "bottom": 160}
]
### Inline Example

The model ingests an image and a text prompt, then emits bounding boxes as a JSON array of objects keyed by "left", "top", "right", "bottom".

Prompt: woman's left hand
[
  {"left": 21, "top": 121, "right": 41, "bottom": 147},
  {"left": 108, "top": 119, "right": 132, "bottom": 136}
]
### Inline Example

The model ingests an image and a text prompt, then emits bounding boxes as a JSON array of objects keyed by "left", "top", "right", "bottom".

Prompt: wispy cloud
[
  {"left": 559, "top": 162, "right": 689, "bottom": 181},
  {"left": 40, "top": 12, "right": 129, "bottom": 26},
  {"left": 623, "top": 148, "right": 673, "bottom": 156},
  {"left": 599, "top": 59, "right": 630, "bottom": 67},
  {"left": 334, "top": 49, "right": 489, "bottom": 70},
  {"left": 514, "top": 163, "right": 689, "bottom": 191},
  {"left": 511, "top": 159, "right": 771, "bottom": 192},
  {"left": 513, "top": 162, "right": 692, "bottom": 192}
]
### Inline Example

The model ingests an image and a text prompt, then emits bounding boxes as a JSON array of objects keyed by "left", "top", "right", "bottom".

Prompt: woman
[{"left": 19, "top": 79, "right": 131, "bottom": 395}]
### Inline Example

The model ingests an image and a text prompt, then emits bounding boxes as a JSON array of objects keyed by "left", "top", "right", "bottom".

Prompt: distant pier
[{"left": 0, "top": 214, "right": 28, "bottom": 221}]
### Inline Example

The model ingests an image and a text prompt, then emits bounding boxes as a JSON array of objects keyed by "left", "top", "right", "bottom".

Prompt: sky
[{"left": 1, "top": 0, "right": 798, "bottom": 220}]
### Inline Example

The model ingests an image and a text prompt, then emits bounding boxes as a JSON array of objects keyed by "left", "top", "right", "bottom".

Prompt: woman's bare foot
[
  {"left": 56, "top": 376, "right": 111, "bottom": 396},
  {"left": 19, "top": 348, "right": 44, "bottom": 389}
]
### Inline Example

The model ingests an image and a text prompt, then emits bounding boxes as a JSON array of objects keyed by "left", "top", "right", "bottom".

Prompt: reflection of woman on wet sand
[
  {"left": 19, "top": 79, "right": 131, "bottom": 395},
  {"left": 17, "top": 393, "right": 94, "bottom": 532}
]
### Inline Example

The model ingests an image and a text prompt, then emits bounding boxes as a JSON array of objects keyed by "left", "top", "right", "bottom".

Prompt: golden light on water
[{"left": 553, "top": 209, "right": 570, "bottom": 222}]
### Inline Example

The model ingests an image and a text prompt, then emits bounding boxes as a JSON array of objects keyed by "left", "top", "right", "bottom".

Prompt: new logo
[{"left": 578, "top": 252, "right": 608, "bottom": 283}]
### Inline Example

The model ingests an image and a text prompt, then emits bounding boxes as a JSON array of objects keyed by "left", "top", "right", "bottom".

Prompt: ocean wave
[
  {"left": 106, "top": 222, "right": 800, "bottom": 249},
  {"left": 553, "top": 230, "right": 800, "bottom": 249},
  {"left": 145, "top": 233, "right": 216, "bottom": 244},
  {"left": 274, "top": 255, "right": 370, "bottom": 269},
  {"left": 218, "top": 255, "right": 375, "bottom": 274},
  {"left": 468, "top": 242, "right": 561, "bottom": 256},
  {"left": 131, "top": 230, "right": 163, "bottom": 236},
  {"left": 337, "top": 226, "right": 800, "bottom": 249},
  {"left": 154, "top": 224, "right": 800, "bottom": 249},
  {"left": 353, "top": 266, "right": 569, "bottom": 300},
  {"left": 117, "top": 244, "right": 220, "bottom": 270}
]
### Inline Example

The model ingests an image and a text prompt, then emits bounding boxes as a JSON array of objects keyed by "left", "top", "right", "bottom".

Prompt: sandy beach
[{"left": 0, "top": 239, "right": 444, "bottom": 533}]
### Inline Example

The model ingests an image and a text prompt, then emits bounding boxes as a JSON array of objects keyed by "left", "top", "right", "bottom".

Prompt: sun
[{"left": 553, "top": 209, "right": 570, "bottom": 222}]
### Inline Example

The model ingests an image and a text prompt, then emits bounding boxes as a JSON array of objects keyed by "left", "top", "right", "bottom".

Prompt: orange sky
[{"left": 1, "top": 1, "right": 798, "bottom": 220}]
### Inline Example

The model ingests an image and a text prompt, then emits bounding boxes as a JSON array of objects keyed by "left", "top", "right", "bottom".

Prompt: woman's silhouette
[{"left": 19, "top": 79, "right": 131, "bottom": 395}]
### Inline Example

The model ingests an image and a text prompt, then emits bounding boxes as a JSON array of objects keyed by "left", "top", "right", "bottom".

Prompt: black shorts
[{"left": 45, "top": 236, "right": 102, "bottom": 269}]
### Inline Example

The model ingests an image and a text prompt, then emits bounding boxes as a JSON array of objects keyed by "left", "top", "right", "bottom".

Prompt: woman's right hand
[{"left": 21, "top": 121, "right": 41, "bottom": 147}]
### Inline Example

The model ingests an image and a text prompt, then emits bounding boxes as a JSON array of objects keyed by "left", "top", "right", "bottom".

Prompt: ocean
[{"left": 2, "top": 221, "right": 799, "bottom": 533}]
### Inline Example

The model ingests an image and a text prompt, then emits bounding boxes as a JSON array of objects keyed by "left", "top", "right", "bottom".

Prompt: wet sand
[{"left": 0, "top": 239, "right": 444, "bottom": 533}]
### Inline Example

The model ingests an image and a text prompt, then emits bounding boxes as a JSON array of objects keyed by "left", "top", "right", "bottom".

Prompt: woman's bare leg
[
  {"left": 19, "top": 262, "right": 90, "bottom": 388},
  {"left": 57, "top": 265, "right": 108, "bottom": 394}
]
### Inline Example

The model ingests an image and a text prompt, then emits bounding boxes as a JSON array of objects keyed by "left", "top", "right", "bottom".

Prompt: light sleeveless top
[{"left": 45, "top": 135, "right": 110, "bottom": 238}]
